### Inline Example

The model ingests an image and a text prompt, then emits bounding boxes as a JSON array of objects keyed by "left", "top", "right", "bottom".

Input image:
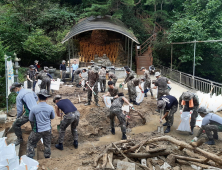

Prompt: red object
[
  {"left": 37, "top": 64, "right": 40, "bottom": 68},
  {"left": 203, "top": 130, "right": 205, "bottom": 133},
  {"left": 141, "top": 91, "right": 144, "bottom": 93}
]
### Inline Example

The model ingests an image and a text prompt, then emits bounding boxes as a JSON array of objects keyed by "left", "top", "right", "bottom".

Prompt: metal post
[
  {"left": 193, "top": 40, "right": 196, "bottom": 88},
  {"left": 127, "top": 38, "right": 129, "bottom": 67},
  {"left": 68, "top": 40, "right": 71, "bottom": 78},
  {"left": 171, "top": 44, "right": 173, "bottom": 70},
  {"left": 5, "top": 56, "right": 8, "bottom": 113},
  {"left": 130, "top": 40, "right": 133, "bottom": 70},
  {"left": 179, "top": 72, "right": 181, "bottom": 84}
]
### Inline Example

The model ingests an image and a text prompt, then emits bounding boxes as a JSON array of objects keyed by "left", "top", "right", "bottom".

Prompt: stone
[
  {"left": 173, "top": 166, "right": 181, "bottom": 170},
  {"left": 82, "top": 160, "right": 90, "bottom": 165},
  {"left": 117, "top": 161, "right": 135, "bottom": 170},
  {"left": 113, "top": 159, "right": 121, "bottom": 167},
  {"left": 7, "top": 108, "right": 17, "bottom": 117},
  {"left": 0, "top": 114, "right": 7, "bottom": 123}
]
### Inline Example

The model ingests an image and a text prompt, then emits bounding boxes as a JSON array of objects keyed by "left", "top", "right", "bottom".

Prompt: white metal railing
[{"left": 158, "top": 65, "right": 222, "bottom": 95}]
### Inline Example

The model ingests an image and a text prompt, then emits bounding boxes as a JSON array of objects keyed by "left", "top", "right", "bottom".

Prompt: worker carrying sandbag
[
  {"left": 103, "top": 81, "right": 119, "bottom": 99},
  {"left": 27, "top": 89, "right": 55, "bottom": 159},
  {"left": 179, "top": 91, "right": 199, "bottom": 135},
  {"left": 109, "top": 93, "right": 133, "bottom": 140},
  {"left": 191, "top": 107, "right": 222, "bottom": 145},
  {"left": 157, "top": 95, "right": 178, "bottom": 133},
  {"left": 54, "top": 95, "right": 80, "bottom": 150}
]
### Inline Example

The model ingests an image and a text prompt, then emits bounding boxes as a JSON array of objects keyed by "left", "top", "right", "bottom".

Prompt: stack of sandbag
[
  {"left": 0, "top": 138, "right": 39, "bottom": 170},
  {"left": 196, "top": 91, "right": 222, "bottom": 112}
]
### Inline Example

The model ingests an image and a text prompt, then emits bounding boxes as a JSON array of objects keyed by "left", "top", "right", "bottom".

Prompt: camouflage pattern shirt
[
  {"left": 108, "top": 87, "right": 119, "bottom": 97},
  {"left": 88, "top": 70, "right": 99, "bottom": 87},
  {"left": 99, "top": 69, "right": 106, "bottom": 79},
  {"left": 110, "top": 96, "right": 124, "bottom": 111},
  {"left": 109, "top": 72, "right": 117, "bottom": 79},
  {"left": 155, "top": 77, "right": 169, "bottom": 91},
  {"left": 124, "top": 72, "right": 134, "bottom": 84},
  {"left": 144, "top": 70, "right": 151, "bottom": 81},
  {"left": 132, "top": 78, "right": 140, "bottom": 86}
]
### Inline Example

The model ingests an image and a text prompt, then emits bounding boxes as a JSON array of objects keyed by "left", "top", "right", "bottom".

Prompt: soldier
[
  {"left": 54, "top": 95, "right": 80, "bottom": 150},
  {"left": 99, "top": 66, "right": 106, "bottom": 92},
  {"left": 27, "top": 89, "right": 55, "bottom": 159},
  {"left": 122, "top": 68, "right": 134, "bottom": 86},
  {"left": 140, "top": 67, "right": 153, "bottom": 98},
  {"left": 127, "top": 78, "right": 143, "bottom": 105},
  {"left": 149, "top": 65, "right": 155, "bottom": 75},
  {"left": 157, "top": 95, "right": 178, "bottom": 133},
  {"left": 108, "top": 69, "right": 118, "bottom": 86},
  {"left": 60, "top": 60, "right": 66, "bottom": 82},
  {"left": 10, "top": 83, "right": 38, "bottom": 146},
  {"left": 80, "top": 69, "right": 88, "bottom": 91},
  {"left": 153, "top": 72, "right": 170, "bottom": 99},
  {"left": 179, "top": 91, "right": 199, "bottom": 135},
  {"left": 103, "top": 81, "right": 118, "bottom": 98},
  {"left": 27, "top": 65, "right": 35, "bottom": 90},
  {"left": 73, "top": 69, "right": 81, "bottom": 87},
  {"left": 191, "top": 107, "right": 222, "bottom": 145},
  {"left": 36, "top": 67, "right": 51, "bottom": 95},
  {"left": 85, "top": 66, "right": 100, "bottom": 106},
  {"left": 110, "top": 93, "right": 133, "bottom": 140}
]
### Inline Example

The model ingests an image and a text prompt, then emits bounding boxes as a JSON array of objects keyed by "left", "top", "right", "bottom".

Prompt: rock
[
  {"left": 173, "top": 166, "right": 181, "bottom": 170},
  {"left": 7, "top": 108, "right": 17, "bottom": 117},
  {"left": 82, "top": 160, "right": 90, "bottom": 165},
  {"left": 42, "top": 165, "right": 45, "bottom": 170},
  {"left": 117, "top": 161, "right": 135, "bottom": 170},
  {"left": 0, "top": 114, "right": 7, "bottom": 123},
  {"left": 113, "top": 159, "right": 121, "bottom": 167}
]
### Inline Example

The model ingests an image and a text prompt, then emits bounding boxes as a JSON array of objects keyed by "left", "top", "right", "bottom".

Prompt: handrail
[{"left": 158, "top": 65, "right": 222, "bottom": 95}]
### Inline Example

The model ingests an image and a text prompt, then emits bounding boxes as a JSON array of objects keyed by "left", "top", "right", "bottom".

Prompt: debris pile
[{"left": 93, "top": 135, "right": 222, "bottom": 170}]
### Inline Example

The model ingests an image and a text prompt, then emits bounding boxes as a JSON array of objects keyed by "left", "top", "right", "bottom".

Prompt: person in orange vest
[{"left": 179, "top": 91, "right": 199, "bottom": 135}]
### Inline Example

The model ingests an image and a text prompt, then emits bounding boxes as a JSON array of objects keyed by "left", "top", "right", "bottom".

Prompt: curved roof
[{"left": 62, "top": 15, "right": 140, "bottom": 44}]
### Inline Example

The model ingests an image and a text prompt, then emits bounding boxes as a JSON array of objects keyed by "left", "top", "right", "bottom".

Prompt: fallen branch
[
  {"left": 146, "top": 158, "right": 153, "bottom": 170},
  {"left": 112, "top": 142, "right": 149, "bottom": 170},
  {"left": 126, "top": 150, "right": 170, "bottom": 158},
  {"left": 145, "top": 135, "right": 222, "bottom": 165},
  {"left": 172, "top": 154, "right": 206, "bottom": 163},
  {"left": 124, "top": 140, "right": 148, "bottom": 153},
  {"left": 94, "top": 140, "right": 130, "bottom": 167},
  {"left": 106, "top": 152, "right": 114, "bottom": 169},
  {"left": 102, "top": 153, "right": 107, "bottom": 168}
]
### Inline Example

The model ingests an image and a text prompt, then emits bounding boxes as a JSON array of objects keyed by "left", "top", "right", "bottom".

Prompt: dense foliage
[{"left": 0, "top": 0, "right": 222, "bottom": 82}]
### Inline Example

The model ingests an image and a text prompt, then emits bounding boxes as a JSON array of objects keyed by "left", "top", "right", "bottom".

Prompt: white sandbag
[
  {"left": 98, "top": 83, "right": 101, "bottom": 92},
  {"left": 23, "top": 81, "right": 27, "bottom": 89},
  {"left": 37, "top": 79, "right": 42, "bottom": 85},
  {"left": 0, "top": 144, "right": 16, "bottom": 162},
  {"left": 81, "top": 80, "right": 85, "bottom": 86},
  {"left": 8, "top": 156, "right": 19, "bottom": 170},
  {"left": 104, "top": 97, "right": 112, "bottom": 108},
  {"left": 50, "top": 79, "right": 60, "bottom": 91},
  {"left": 122, "top": 105, "right": 130, "bottom": 112},
  {"left": 136, "top": 84, "right": 144, "bottom": 103},
  {"left": 177, "top": 112, "right": 191, "bottom": 132},
  {"left": 19, "top": 155, "right": 39, "bottom": 170},
  {"left": 0, "top": 137, "right": 7, "bottom": 148},
  {"left": 196, "top": 115, "right": 203, "bottom": 128}
]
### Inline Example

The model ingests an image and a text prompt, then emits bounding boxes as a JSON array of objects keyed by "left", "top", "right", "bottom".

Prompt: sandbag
[
  {"left": 177, "top": 112, "right": 191, "bottom": 132},
  {"left": 103, "top": 97, "right": 112, "bottom": 108},
  {"left": 0, "top": 137, "right": 7, "bottom": 148},
  {"left": 50, "top": 79, "right": 60, "bottom": 91},
  {"left": 18, "top": 155, "right": 39, "bottom": 170},
  {"left": 196, "top": 115, "right": 203, "bottom": 128},
  {"left": 0, "top": 144, "right": 16, "bottom": 162},
  {"left": 136, "top": 82, "right": 144, "bottom": 103}
]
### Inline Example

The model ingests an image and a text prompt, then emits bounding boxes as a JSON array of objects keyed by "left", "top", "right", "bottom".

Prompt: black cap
[
  {"left": 108, "top": 81, "right": 114, "bottom": 85},
  {"left": 126, "top": 68, "right": 130, "bottom": 72},
  {"left": 10, "top": 82, "right": 22, "bottom": 92}
]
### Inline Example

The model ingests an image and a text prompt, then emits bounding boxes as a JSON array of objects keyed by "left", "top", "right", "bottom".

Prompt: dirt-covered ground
[{"left": 5, "top": 78, "right": 222, "bottom": 170}]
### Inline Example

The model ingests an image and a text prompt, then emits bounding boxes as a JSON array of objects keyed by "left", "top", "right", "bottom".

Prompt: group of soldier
[{"left": 9, "top": 61, "right": 222, "bottom": 160}]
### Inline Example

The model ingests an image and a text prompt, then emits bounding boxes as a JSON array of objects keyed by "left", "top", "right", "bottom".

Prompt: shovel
[
  {"left": 157, "top": 110, "right": 164, "bottom": 134},
  {"left": 86, "top": 83, "right": 103, "bottom": 99},
  {"left": 57, "top": 113, "right": 63, "bottom": 132}
]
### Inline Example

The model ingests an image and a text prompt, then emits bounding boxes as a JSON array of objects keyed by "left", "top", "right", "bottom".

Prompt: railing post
[
  {"left": 192, "top": 76, "right": 195, "bottom": 89},
  {"left": 210, "top": 81, "right": 213, "bottom": 95},
  {"left": 140, "top": 46, "right": 141, "bottom": 56},
  {"left": 180, "top": 72, "right": 181, "bottom": 84}
]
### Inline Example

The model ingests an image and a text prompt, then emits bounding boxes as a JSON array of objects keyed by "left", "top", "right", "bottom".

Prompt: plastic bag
[
  {"left": 104, "top": 97, "right": 112, "bottom": 108},
  {"left": 177, "top": 112, "right": 191, "bottom": 132},
  {"left": 196, "top": 115, "right": 203, "bottom": 128}
]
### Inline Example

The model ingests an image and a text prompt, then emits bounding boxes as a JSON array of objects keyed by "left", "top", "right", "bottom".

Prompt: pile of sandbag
[
  {"left": 196, "top": 91, "right": 222, "bottom": 112},
  {"left": 0, "top": 137, "right": 39, "bottom": 170}
]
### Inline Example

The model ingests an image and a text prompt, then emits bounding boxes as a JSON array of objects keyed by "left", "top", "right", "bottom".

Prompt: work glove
[
  {"left": 86, "top": 81, "right": 89, "bottom": 84},
  {"left": 190, "top": 110, "right": 193, "bottom": 114},
  {"left": 141, "top": 90, "right": 144, "bottom": 93},
  {"left": 191, "top": 137, "right": 198, "bottom": 142},
  {"left": 159, "top": 119, "right": 163, "bottom": 123},
  {"left": 30, "top": 80, "right": 33, "bottom": 82},
  {"left": 180, "top": 110, "right": 183, "bottom": 114},
  {"left": 129, "top": 104, "right": 133, "bottom": 107},
  {"left": 60, "top": 70, "right": 62, "bottom": 72},
  {"left": 122, "top": 82, "right": 125, "bottom": 85},
  {"left": 110, "top": 97, "right": 114, "bottom": 100}
]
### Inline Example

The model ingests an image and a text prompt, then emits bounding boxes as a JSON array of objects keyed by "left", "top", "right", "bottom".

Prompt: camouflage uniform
[
  {"left": 124, "top": 72, "right": 134, "bottom": 84},
  {"left": 58, "top": 111, "right": 80, "bottom": 143},
  {"left": 73, "top": 69, "right": 81, "bottom": 86},
  {"left": 108, "top": 87, "right": 119, "bottom": 97},
  {"left": 37, "top": 72, "right": 51, "bottom": 94},
  {"left": 155, "top": 77, "right": 170, "bottom": 99},
  {"left": 110, "top": 97, "right": 126, "bottom": 134},
  {"left": 99, "top": 69, "right": 106, "bottom": 92},
  {"left": 164, "top": 105, "right": 178, "bottom": 126},
  {"left": 27, "top": 70, "right": 35, "bottom": 89},
  {"left": 109, "top": 72, "right": 118, "bottom": 86},
  {"left": 87, "top": 69, "right": 99, "bottom": 103},
  {"left": 27, "top": 130, "right": 51, "bottom": 158},
  {"left": 127, "top": 78, "right": 140, "bottom": 102},
  {"left": 179, "top": 92, "right": 199, "bottom": 127},
  {"left": 143, "top": 70, "right": 153, "bottom": 96}
]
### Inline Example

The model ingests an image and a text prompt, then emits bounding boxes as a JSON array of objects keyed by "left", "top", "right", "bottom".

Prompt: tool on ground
[
  {"left": 57, "top": 113, "right": 63, "bottom": 132},
  {"left": 157, "top": 109, "right": 164, "bottom": 134},
  {"left": 78, "top": 95, "right": 81, "bottom": 103},
  {"left": 130, "top": 107, "right": 146, "bottom": 124}
]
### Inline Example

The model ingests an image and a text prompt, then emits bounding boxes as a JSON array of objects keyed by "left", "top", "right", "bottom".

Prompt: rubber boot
[
  {"left": 111, "top": 128, "right": 115, "bottom": 135},
  {"left": 162, "top": 122, "right": 167, "bottom": 126},
  {"left": 73, "top": 140, "right": 78, "bottom": 149},
  {"left": 45, "top": 156, "right": 50, "bottom": 159},
  {"left": 133, "top": 101, "right": 140, "bottom": 105},
  {"left": 189, "top": 126, "right": 194, "bottom": 135},
  {"left": 85, "top": 101, "right": 91, "bottom": 106},
  {"left": 95, "top": 102, "right": 100, "bottom": 107},
  {"left": 130, "top": 99, "right": 133, "bottom": 103},
  {"left": 14, "top": 137, "right": 23, "bottom": 146},
  {"left": 55, "top": 143, "right": 63, "bottom": 150},
  {"left": 121, "top": 133, "right": 127, "bottom": 140},
  {"left": 144, "top": 93, "right": 147, "bottom": 97},
  {"left": 164, "top": 126, "right": 171, "bottom": 133},
  {"left": 205, "top": 139, "right": 215, "bottom": 145},
  {"left": 213, "top": 132, "right": 219, "bottom": 140}
]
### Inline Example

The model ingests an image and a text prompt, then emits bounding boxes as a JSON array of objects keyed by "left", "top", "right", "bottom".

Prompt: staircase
[{"left": 136, "top": 14, "right": 165, "bottom": 75}]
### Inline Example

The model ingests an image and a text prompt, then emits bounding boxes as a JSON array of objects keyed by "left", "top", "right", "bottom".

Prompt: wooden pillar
[
  {"left": 68, "top": 39, "right": 71, "bottom": 78},
  {"left": 130, "top": 40, "right": 133, "bottom": 70},
  {"left": 171, "top": 44, "right": 173, "bottom": 70}
]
